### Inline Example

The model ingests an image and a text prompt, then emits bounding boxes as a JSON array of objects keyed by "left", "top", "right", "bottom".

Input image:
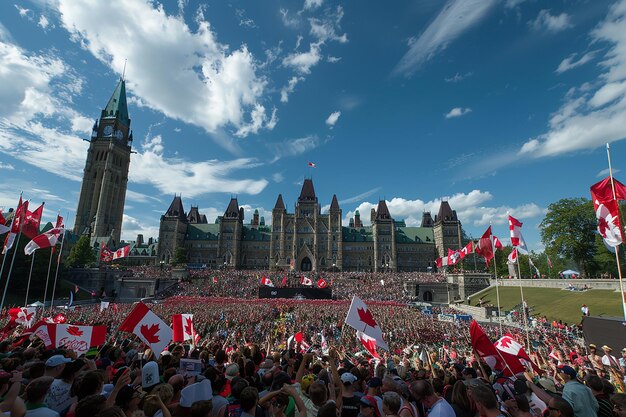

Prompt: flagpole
[
  {"left": 25, "top": 252, "right": 36, "bottom": 306},
  {"left": 606, "top": 143, "right": 626, "bottom": 321},
  {"left": 515, "top": 252, "right": 531, "bottom": 352},
  {"left": 49, "top": 229, "right": 66, "bottom": 314},
  {"left": 491, "top": 224, "right": 503, "bottom": 335},
  {"left": 43, "top": 245, "right": 55, "bottom": 310},
  {"left": 546, "top": 254, "right": 551, "bottom": 278},
  {"left": 0, "top": 213, "right": 26, "bottom": 312}
]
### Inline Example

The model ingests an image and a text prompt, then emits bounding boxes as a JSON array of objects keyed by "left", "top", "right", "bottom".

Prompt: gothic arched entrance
[
  {"left": 423, "top": 291, "right": 433, "bottom": 302},
  {"left": 301, "top": 257, "right": 312, "bottom": 271}
]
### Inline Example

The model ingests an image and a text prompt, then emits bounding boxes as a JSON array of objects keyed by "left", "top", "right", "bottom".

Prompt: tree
[
  {"left": 173, "top": 247, "right": 188, "bottom": 266},
  {"left": 66, "top": 235, "right": 96, "bottom": 267},
  {"left": 539, "top": 198, "right": 596, "bottom": 276}
]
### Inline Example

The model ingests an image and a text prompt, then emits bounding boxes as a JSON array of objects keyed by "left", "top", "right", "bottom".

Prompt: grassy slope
[{"left": 475, "top": 286, "right": 622, "bottom": 325}]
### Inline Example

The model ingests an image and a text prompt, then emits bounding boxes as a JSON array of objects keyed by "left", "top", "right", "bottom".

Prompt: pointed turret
[
  {"left": 375, "top": 200, "right": 391, "bottom": 220},
  {"left": 330, "top": 194, "right": 340, "bottom": 211},
  {"left": 224, "top": 198, "right": 241, "bottom": 219},
  {"left": 187, "top": 206, "right": 207, "bottom": 224},
  {"left": 354, "top": 209, "right": 362, "bottom": 228},
  {"left": 274, "top": 194, "right": 285, "bottom": 210},
  {"left": 164, "top": 195, "right": 186, "bottom": 221},
  {"left": 102, "top": 79, "right": 130, "bottom": 127},
  {"left": 435, "top": 201, "right": 457, "bottom": 222},
  {"left": 298, "top": 179, "right": 317, "bottom": 203},
  {"left": 421, "top": 212, "right": 434, "bottom": 227}
]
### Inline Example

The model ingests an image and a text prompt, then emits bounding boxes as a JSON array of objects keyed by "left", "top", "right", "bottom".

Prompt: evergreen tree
[{"left": 66, "top": 235, "right": 96, "bottom": 267}]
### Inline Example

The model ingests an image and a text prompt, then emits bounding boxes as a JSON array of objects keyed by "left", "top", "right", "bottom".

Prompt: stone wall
[{"left": 493, "top": 279, "right": 621, "bottom": 291}]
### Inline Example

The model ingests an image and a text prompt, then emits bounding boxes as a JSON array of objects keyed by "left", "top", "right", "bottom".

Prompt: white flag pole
[
  {"left": 49, "top": 229, "right": 67, "bottom": 314},
  {"left": 490, "top": 223, "right": 503, "bottom": 336},
  {"left": 606, "top": 143, "right": 626, "bottom": 322},
  {"left": 25, "top": 251, "right": 36, "bottom": 306}
]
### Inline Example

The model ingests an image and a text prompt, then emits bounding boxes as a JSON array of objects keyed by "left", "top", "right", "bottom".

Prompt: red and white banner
[
  {"left": 172, "top": 314, "right": 198, "bottom": 344},
  {"left": 29, "top": 321, "right": 54, "bottom": 349},
  {"left": 15, "top": 307, "right": 37, "bottom": 328},
  {"left": 460, "top": 241, "right": 473, "bottom": 257},
  {"left": 119, "top": 303, "right": 172, "bottom": 358},
  {"left": 22, "top": 203, "right": 44, "bottom": 240},
  {"left": 113, "top": 245, "right": 130, "bottom": 260},
  {"left": 3, "top": 196, "right": 28, "bottom": 254},
  {"left": 345, "top": 296, "right": 388, "bottom": 350},
  {"left": 100, "top": 242, "right": 113, "bottom": 262},
  {"left": 260, "top": 276, "right": 274, "bottom": 287},
  {"left": 300, "top": 276, "right": 313, "bottom": 286},
  {"left": 590, "top": 176, "right": 626, "bottom": 248},
  {"left": 357, "top": 330, "right": 380, "bottom": 359},
  {"left": 55, "top": 324, "right": 106, "bottom": 355},
  {"left": 0, "top": 210, "right": 8, "bottom": 235},
  {"left": 508, "top": 215, "right": 529, "bottom": 254},
  {"left": 317, "top": 278, "right": 328, "bottom": 289},
  {"left": 495, "top": 333, "right": 541, "bottom": 374},
  {"left": 24, "top": 227, "right": 65, "bottom": 255},
  {"left": 508, "top": 248, "right": 518, "bottom": 264}
]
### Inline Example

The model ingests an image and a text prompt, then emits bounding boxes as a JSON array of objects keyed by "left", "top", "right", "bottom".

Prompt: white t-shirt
[
  {"left": 45, "top": 380, "right": 74, "bottom": 413},
  {"left": 428, "top": 398, "right": 455, "bottom": 417}
]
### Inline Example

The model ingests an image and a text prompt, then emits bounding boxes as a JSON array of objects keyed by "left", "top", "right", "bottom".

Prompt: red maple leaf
[
  {"left": 67, "top": 326, "right": 83, "bottom": 336},
  {"left": 497, "top": 336, "right": 512, "bottom": 348},
  {"left": 598, "top": 216, "right": 610, "bottom": 237},
  {"left": 140, "top": 323, "right": 161, "bottom": 343},
  {"left": 184, "top": 317, "right": 194, "bottom": 336},
  {"left": 20, "top": 309, "right": 34, "bottom": 322},
  {"left": 357, "top": 308, "right": 377, "bottom": 328}
]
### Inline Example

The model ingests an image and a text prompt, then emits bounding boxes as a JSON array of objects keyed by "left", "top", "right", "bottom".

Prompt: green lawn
[{"left": 474, "top": 286, "right": 623, "bottom": 325}]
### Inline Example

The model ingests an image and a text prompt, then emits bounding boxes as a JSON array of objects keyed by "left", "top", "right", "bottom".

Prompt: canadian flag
[
  {"left": 308, "top": 162, "right": 316, "bottom": 167},
  {"left": 495, "top": 334, "right": 541, "bottom": 374},
  {"left": 260, "top": 276, "right": 274, "bottom": 287},
  {"left": 508, "top": 215, "right": 529, "bottom": 254},
  {"left": 345, "top": 296, "right": 388, "bottom": 350},
  {"left": 508, "top": 248, "right": 518, "bottom": 264},
  {"left": 28, "top": 321, "right": 54, "bottom": 349},
  {"left": 3, "top": 196, "right": 28, "bottom": 254},
  {"left": 119, "top": 303, "right": 172, "bottom": 358},
  {"left": 357, "top": 330, "right": 380, "bottom": 359},
  {"left": 15, "top": 307, "right": 37, "bottom": 328},
  {"left": 317, "top": 278, "right": 328, "bottom": 288},
  {"left": 24, "top": 227, "right": 65, "bottom": 255},
  {"left": 100, "top": 242, "right": 113, "bottom": 262},
  {"left": 56, "top": 324, "right": 107, "bottom": 355},
  {"left": 172, "top": 314, "right": 199, "bottom": 344},
  {"left": 22, "top": 203, "right": 44, "bottom": 240},
  {"left": 590, "top": 177, "right": 626, "bottom": 248},
  {"left": 113, "top": 245, "right": 130, "bottom": 260},
  {"left": 474, "top": 226, "right": 502, "bottom": 266},
  {"left": 448, "top": 248, "right": 462, "bottom": 265},
  {"left": 287, "top": 331, "right": 309, "bottom": 350},
  {"left": 300, "top": 276, "right": 313, "bottom": 286},
  {"left": 460, "top": 241, "right": 473, "bottom": 256}
]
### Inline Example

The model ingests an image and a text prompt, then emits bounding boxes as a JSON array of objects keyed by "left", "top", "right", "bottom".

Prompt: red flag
[
  {"left": 474, "top": 226, "right": 495, "bottom": 266},
  {"left": 100, "top": 242, "right": 113, "bottom": 262},
  {"left": 172, "top": 314, "right": 196, "bottom": 343},
  {"left": 470, "top": 320, "right": 503, "bottom": 370},
  {"left": 317, "top": 278, "right": 328, "bottom": 288},
  {"left": 460, "top": 241, "right": 473, "bottom": 257},
  {"left": 55, "top": 215, "right": 64, "bottom": 228},
  {"left": 448, "top": 248, "right": 462, "bottom": 265},
  {"left": 357, "top": 330, "right": 380, "bottom": 359},
  {"left": 3, "top": 197, "right": 28, "bottom": 254},
  {"left": 495, "top": 333, "right": 541, "bottom": 374},
  {"left": 0, "top": 211, "right": 8, "bottom": 235},
  {"left": 119, "top": 303, "right": 172, "bottom": 358},
  {"left": 508, "top": 248, "right": 518, "bottom": 264},
  {"left": 24, "top": 227, "right": 64, "bottom": 255},
  {"left": 56, "top": 324, "right": 106, "bottom": 355},
  {"left": 22, "top": 203, "right": 44, "bottom": 239},
  {"left": 112, "top": 245, "right": 130, "bottom": 260},
  {"left": 590, "top": 176, "right": 626, "bottom": 247},
  {"left": 508, "top": 215, "right": 529, "bottom": 254},
  {"left": 260, "top": 276, "right": 274, "bottom": 287},
  {"left": 281, "top": 275, "right": 287, "bottom": 287},
  {"left": 547, "top": 255, "right": 553, "bottom": 269},
  {"left": 212, "top": 277, "right": 217, "bottom": 284},
  {"left": 345, "top": 296, "right": 388, "bottom": 350}
]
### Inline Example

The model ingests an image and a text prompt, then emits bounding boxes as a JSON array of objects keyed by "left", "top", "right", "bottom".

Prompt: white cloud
[
  {"left": 505, "top": 0, "right": 527, "bottom": 8},
  {"left": 342, "top": 191, "right": 544, "bottom": 234},
  {"left": 280, "top": 76, "right": 304, "bottom": 103},
  {"left": 445, "top": 72, "right": 473, "bottom": 83},
  {"left": 126, "top": 189, "right": 163, "bottom": 204},
  {"left": 272, "top": 172, "right": 284, "bottom": 183},
  {"left": 304, "top": 0, "right": 323, "bottom": 10},
  {"left": 530, "top": 10, "right": 573, "bottom": 33},
  {"left": 283, "top": 42, "right": 322, "bottom": 74},
  {"left": 280, "top": 8, "right": 300, "bottom": 29},
  {"left": 556, "top": 51, "right": 598, "bottom": 74},
  {"left": 325, "top": 111, "right": 341, "bottom": 127},
  {"left": 121, "top": 213, "right": 159, "bottom": 241},
  {"left": 38, "top": 15, "right": 50, "bottom": 30},
  {"left": 56, "top": 0, "right": 273, "bottom": 144},
  {"left": 445, "top": 107, "right": 472, "bottom": 118},
  {"left": 327, "top": 56, "right": 341, "bottom": 63},
  {"left": 0, "top": 163, "right": 14, "bottom": 170},
  {"left": 519, "top": 1, "right": 626, "bottom": 158},
  {"left": 309, "top": 6, "right": 348, "bottom": 44},
  {"left": 394, "top": 0, "right": 497, "bottom": 77},
  {"left": 267, "top": 135, "right": 325, "bottom": 162},
  {"left": 15, "top": 5, "right": 32, "bottom": 19},
  {"left": 130, "top": 135, "right": 268, "bottom": 198},
  {"left": 596, "top": 167, "right": 621, "bottom": 177}
]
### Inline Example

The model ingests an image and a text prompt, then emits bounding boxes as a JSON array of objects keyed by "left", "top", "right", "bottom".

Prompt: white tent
[
  {"left": 561, "top": 269, "right": 580, "bottom": 276},
  {"left": 28, "top": 301, "right": 44, "bottom": 307}
]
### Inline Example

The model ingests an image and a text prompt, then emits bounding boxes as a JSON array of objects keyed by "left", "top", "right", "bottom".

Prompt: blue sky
[{"left": 0, "top": 0, "right": 625, "bottom": 251}]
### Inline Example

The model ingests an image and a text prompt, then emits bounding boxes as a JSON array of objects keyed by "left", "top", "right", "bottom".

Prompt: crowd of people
[{"left": 0, "top": 266, "right": 623, "bottom": 417}]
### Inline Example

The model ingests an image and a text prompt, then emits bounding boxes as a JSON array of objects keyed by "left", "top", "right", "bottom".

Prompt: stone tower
[
  {"left": 73, "top": 79, "right": 132, "bottom": 245},
  {"left": 433, "top": 201, "right": 462, "bottom": 258},
  {"left": 372, "top": 200, "right": 396, "bottom": 272},
  {"left": 157, "top": 195, "right": 188, "bottom": 263}
]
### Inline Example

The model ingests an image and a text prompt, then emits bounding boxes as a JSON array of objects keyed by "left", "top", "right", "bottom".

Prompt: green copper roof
[
  {"left": 342, "top": 226, "right": 374, "bottom": 242},
  {"left": 103, "top": 79, "right": 130, "bottom": 127},
  {"left": 186, "top": 224, "right": 220, "bottom": 240},
  {"left": 396, "top": 227, "right": 434, "bottom": 243}
]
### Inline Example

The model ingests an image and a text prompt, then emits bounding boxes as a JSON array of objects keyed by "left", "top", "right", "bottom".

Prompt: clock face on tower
[
  {"left": 115, "top": 130, "right": 124, "bottom": 140},
  {"left": 103, "top": 125, "right": 113, "bottom": 136}
]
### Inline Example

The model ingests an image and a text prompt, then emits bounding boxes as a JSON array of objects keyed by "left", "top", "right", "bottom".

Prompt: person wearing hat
[
  {"left": 587, "top": 345, "right": 603, "bottom": 371},
  {"left": 43, "top": 355, "right": 71, "bottom": 379},
  {"left": 45, "top": 359, "right": 85, "bottom": 414},
  {"left": 24, "top": 376, "right": 58, "bottom": 417},
  {"left": 556, "top": 366, "right": 598, "bottom": 417},
  {"left": 365, "top": 378, "right": 384, "bottom": 417},
  {"left": 601, "top": 346, "right": 620, "bottom": 369},
  {"left": 360, "top": 395, "right": 382, "bottom": 417},
  {"left": 340, "top": 373, "right": 361, "bottom": 417}
]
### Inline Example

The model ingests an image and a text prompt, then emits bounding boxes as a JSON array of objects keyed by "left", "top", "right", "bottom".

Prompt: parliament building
[{"left": 157, "top": 179, "right": 462, "bottom": 272}]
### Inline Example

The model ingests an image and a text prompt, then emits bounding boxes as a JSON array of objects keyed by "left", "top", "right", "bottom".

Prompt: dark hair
[
  {"left": 25, "top": 377, "right": 54, "bottom": 403},
  {"left": 76, "top": 370, "right": 104, "bottom": 399},
  {"left": 76, "top": 394, "right": 107, "bottom": 417},
  {"left": 514, "top": 395, "right": 530, "bottom": 413},
  {"left": 239, "top": 386, "right": 258, "bottom": 411},
  {"left": 191, "top": 400, "right": 213, "bottom": 417},
  {"left": 550, "top": 397, "right": 574, "bottom": 417},
  {"left": 450, "top": 381, "right": 471, "bottom": 412},
  {"left": 586, "top": 375, "right": 604, "bottom": 392},
  {"left": 470, "top": 384, "right": 498, "bottom": 410}
]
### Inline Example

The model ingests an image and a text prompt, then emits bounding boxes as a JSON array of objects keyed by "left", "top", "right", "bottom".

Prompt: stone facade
[
  {"left": 73, "top": 79, "right": 132, "bottom": 246},
  {"left": 157, "top": 179, "right": 463, "bottom": 271}
]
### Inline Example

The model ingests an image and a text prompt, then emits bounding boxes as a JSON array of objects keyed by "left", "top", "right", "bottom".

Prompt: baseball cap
[
  {"left": 225, "top": 364, "right": 239, "bottom": 380},
  {"left": 142, "top": 361, "right": 160, "bottom": 389},
  {"left": 558, "top": 365, "right": 577, "bottom": 379},
  {"left": 341, "top": 372, "right": 358, "bottom": 385},
  {"left": 45, "top": 355, "right": 71, "bottom": 367},
  {"left": 367, "top": 377, "right": 382, "bottom": 388}
]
